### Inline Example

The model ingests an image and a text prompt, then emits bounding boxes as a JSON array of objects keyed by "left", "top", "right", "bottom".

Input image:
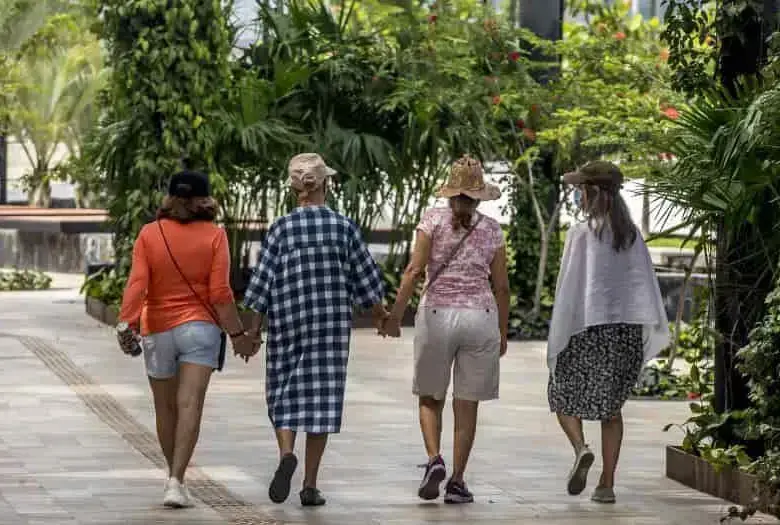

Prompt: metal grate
[{"left": 12, "top": 334, "right": 280, "bottom": 525}]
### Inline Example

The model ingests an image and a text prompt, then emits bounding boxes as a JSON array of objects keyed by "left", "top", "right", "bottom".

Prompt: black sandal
[
  {"left": 269, "top": 453, "right": 298, "bottom": 503},
  {"left": 299, "top": 487, "right": 326, "bottom": 507}
]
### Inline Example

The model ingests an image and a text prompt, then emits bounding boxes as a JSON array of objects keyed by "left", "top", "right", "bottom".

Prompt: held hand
[
  {"left": 381, "top": 316, "right": 402, "bottom": 338},
  {"left": 232, "top": 333, "right": 260, "bottom": 363},
  {"left": 372, "top": 306, "right": 390, "bottom": 332}
]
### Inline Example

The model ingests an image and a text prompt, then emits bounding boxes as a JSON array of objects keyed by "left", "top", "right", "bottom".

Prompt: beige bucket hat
[
  {"left": 563, "top": 160, "right": 624, "bottom": 189},
  {"left": 436, "top": 155, "right": 501, "bottom": 201},
  {"left": 288, "top": 153, "right": 337, "bottom": 191}
]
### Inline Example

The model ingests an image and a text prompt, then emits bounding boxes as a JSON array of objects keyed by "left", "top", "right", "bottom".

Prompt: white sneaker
[
  {"left": 163, "top": 477, "right": 192, "bottom": 508},
  {"left": 566, "top": 445, "right": 595, "bottom": 496}
]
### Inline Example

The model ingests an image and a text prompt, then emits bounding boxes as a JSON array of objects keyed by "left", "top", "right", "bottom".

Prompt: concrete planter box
[
  {"left": 666, "top": 446, "right": 777, "bottom": 515},
  {"left": 85, "top": 296, "right": 415, "bottom": 330}
]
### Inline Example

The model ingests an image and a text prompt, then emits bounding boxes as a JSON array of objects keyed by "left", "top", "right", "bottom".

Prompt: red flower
[
  {"left": 687, "top": 392, "right": 701, "bottom": 400},
  {"left": 508, "top": 51, "right": 521, "bottom": 62},
  {"left": 515, "top": 119, "right": 525, "bottom": 129},
  {"left": 613, "top": 31, "right": 627, "bottom": 41},
  {"left": 523, "top": 128, "right": 536, "bottom": 141},
  {"left": 428, "top": 14, "right": 437, "bottom": 23},
  {"left": 660, "top": 48, "right": 670, "bottom": 61},
  {"left": 662, "top": 107, "right": 680, "bottom": 120}
]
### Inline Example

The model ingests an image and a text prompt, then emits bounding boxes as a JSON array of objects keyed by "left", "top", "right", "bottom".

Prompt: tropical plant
[
  {"left": 505, "top": 0, "right": 681, "bottom": 320},
  {"left": 91, "top": 0, "right": 233, "bottom": 283},
  {"left": 8, "top": 31, "right": 104, "bottom": 205}
]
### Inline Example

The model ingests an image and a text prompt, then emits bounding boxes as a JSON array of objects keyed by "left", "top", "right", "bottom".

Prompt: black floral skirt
[{"left": 548, "top": 323, "right": 643, "bottom": 421}]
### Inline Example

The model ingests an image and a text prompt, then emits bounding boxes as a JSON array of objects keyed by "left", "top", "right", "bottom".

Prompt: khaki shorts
[{"left": 413, "top": 307, "right": 501, "bottom": 402}]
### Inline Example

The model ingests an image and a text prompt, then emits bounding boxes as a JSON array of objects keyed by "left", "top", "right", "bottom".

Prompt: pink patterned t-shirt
[{"left": 417, "top": 207, "right": 505, "bottom": 310}]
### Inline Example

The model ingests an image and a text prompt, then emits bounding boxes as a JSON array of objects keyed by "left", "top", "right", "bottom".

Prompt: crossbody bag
[
  {"left": 157, "top": 221, "right": 227, "bottom": 372},
  {"left": 420, "top": 213, "right": 483, "bottom": 299}
]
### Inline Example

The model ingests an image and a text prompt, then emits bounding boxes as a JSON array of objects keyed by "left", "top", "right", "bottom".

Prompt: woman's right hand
[{"left": 381, "top": 315, "right": 402, "bottom": 338}]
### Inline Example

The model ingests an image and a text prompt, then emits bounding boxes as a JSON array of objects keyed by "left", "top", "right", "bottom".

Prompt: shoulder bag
[
  {"left": 157, "top": 221, "right": 227, "bottom": 372},
  {"left": 420, "top": 213, "right": 483, "bottom": 299}
]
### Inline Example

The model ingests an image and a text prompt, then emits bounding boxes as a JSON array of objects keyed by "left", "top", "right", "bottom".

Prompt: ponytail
[{"left": 449, "top": 195, "right": 478, "bottom": 230}]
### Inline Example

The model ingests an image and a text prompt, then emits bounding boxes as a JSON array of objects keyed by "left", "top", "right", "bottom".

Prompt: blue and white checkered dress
[{"left": 243, "top": 205, "right": 385, "bottom": 433}]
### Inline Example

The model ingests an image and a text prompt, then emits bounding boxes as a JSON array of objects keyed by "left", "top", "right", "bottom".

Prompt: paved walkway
[{"left": 0, "top": 285, "right": 775, "bottom": 524}]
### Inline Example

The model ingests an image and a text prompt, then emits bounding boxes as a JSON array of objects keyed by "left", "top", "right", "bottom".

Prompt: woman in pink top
[{"left": 384, "top": 156, "right": 510, "bottom": 504}]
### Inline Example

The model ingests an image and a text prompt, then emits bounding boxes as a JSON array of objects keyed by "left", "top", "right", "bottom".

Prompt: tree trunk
[
  {"left": 641, "top": 187, "right": 651, "bottom": 237},
  {"left": 0, "top": 134, "right": 6, "bottom": 205}
]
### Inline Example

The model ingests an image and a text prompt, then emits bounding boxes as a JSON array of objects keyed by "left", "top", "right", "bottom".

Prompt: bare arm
[
  {"left": 490, "top": 246, "right": 511, "bottom": 351},
  {"left": 209, "top": 230, "right": 245, "bottom": 336},
  {"left": 389, "top": 231, "right": 432, "bottom": 321},
  {"left": 118, "top": 232, "right": 150, "bottom": 331}
]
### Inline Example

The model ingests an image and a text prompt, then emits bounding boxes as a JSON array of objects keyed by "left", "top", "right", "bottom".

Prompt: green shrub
[{"left": 0, "top": 268, "right": 52, "bottom": 291}]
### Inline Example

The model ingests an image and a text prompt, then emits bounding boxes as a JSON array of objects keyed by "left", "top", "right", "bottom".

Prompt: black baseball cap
[{"left": 168, "top": 170, "right": 211, "bottom": 198}]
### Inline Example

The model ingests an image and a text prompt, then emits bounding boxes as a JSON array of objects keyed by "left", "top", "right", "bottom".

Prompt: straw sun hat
[{"left": 435, "top": 155, "right": 501, "bottom": 201}]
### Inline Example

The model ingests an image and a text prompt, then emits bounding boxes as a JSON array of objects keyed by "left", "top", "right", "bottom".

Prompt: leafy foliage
[
  {"left": 0, "top": 268, "right": 52, "bottom": 291},
  {"left": 90, "top": 0, "right": 233, "bottom": 282}
]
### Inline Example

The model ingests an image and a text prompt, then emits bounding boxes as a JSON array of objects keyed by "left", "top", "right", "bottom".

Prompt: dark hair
[
  {"left": 156, "top": 196, "right": 217, "bottom": 223},
  {"left": 582, "top": 185, "right": 637, "bottom": 252},
  {"left": 450, "top": 194, "right": 478, "bottom": 230}
]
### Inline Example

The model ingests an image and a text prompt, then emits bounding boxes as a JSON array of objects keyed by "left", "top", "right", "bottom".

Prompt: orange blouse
[{"left": 118, "top": 219, "right": 234, "bottom": 336}]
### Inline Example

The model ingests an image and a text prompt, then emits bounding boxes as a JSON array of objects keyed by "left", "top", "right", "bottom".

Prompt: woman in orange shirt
[{"left": 118, "top": 170, "right": 257, "bottom": 508}]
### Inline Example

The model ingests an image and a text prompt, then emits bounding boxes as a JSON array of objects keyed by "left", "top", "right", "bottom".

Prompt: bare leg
[
  {"left": 599, "top": 413, "right": 624, "bottom": 488},
  {"left": 419, "top": 396, "right": 445, "bottom": 460},
  {"left": 269, "top": 428, "right": 298, "bottom": 504},
  {"left": 170, "top": 363, "right": 213, "bottom": 482},
  {"left": 303, "top": 433, "right": 328, "bottom": 489},
  {"left": 149, "top": 376, "right": 178, "bottom": 476},
  {"left": 556, "top": 413, "right": 586, "bottom": 452},
  {"left": 451, "top": 398, "right": 478, "bottom": 482},
  {"left": 275, "top": 428, "right": 297, "bottom": 458}
]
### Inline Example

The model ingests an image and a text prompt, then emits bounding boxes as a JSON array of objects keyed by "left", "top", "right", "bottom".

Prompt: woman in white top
[{"left": 547, "top": 161, "right": 669, "bottom": 504}]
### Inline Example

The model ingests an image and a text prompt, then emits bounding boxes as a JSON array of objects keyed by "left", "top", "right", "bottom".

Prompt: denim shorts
[{"left": 142, "top": 321, "right": 222, "bottom": 379}]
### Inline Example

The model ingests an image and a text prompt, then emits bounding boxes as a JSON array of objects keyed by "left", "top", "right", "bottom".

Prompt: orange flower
[
  {"left": 660, "top": 48, "right": 670, "bottom": 61},
  {"left": 613, "top": 31, "right": 627, "bottom": 41},
  {"left": 523, "top": 128, "right": 536, "bottom": 141},
  {"left": 492, "top": 95, "right": 501, "bottom": 105},
  {"left": 662, "top": 107, "right": 680, "bottom": 120},
  {"left": 530, "top": 103, "right": 540, "bottom": 113}
]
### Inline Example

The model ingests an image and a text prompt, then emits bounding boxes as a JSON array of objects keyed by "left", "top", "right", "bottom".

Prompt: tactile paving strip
[{"left": 11, "top": 334, "right": 280, "bottom": 525}]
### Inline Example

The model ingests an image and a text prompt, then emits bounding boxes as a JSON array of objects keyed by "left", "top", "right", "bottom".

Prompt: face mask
[{"left": 573, "top": 188, "right": 582, "bottom": 208}]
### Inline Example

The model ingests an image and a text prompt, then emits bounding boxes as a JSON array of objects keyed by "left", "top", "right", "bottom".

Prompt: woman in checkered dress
[{"left": 243, "top": 153, "right": 388, "bottom": 507}]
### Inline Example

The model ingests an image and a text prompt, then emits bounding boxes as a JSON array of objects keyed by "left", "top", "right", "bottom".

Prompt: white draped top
[{"left": 547, "top": 222, "right": 670, "bottom": 376}]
